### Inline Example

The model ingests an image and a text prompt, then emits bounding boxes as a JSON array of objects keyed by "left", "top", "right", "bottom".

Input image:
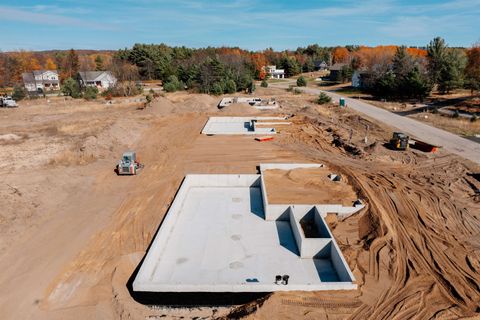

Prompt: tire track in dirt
[
  {"left": 34, "top": 106, "right": 480, "bottom": 319},
  {"left": 271, "top": 117, "right": 480, "bottom": 319}
]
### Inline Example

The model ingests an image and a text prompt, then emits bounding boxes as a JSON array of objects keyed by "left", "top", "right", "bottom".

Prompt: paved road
[{"left": 271, "top": 82, "right": 480, "bottom": 165}]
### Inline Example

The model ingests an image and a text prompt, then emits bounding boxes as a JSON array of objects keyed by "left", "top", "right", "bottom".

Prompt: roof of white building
[
  {"left": 32, "top": 70, "right": 58, "bottom": 76},
  {"left": 22, "top": 70, "right": 58, "bottom": 83},
  {"left": 78, "top": 71, "right": 116, "bottom": 82}
]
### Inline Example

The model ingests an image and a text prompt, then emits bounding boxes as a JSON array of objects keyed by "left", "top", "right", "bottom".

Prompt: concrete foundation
[
  {"left": 133, "top": 164, "right": 363, "bottom": 293},
  {"left": 201, "top": 117, "right": 290, "bottom": 135},
  {"left": 218, "top": 97, "right": 279, "bottom": 110},
  {"left": 259, "top": 164, "right": 364, "bottom": 220}
]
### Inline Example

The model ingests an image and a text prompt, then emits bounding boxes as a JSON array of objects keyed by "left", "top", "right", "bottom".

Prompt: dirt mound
[
  {"left": 171, "top": 94, "right": 218, "bottom": 113},
  {"left": 149, "top": 94, "right": 218, "bottom": 116},
  {"left": 149, "top": 96, "right": 176, "bottom": 116}
]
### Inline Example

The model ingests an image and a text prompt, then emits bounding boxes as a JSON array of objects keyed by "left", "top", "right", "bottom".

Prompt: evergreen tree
[
  {"left": 403, "top": 67, "right": 431, "bottom": 99},
  {"left": 95, "top": 55, "right": 104, "bottom": 71},
  {"left": 84, "top": 86, "right": 98, "bottom": 100},
  {"left": 302, "top": 58, "right": 315, "bottom": 72},
  {"left": 281, "top": 56, "right": 301, "bottom": 77},
  {"left": 12, "top": 85, "right": 27, "bottom": 101},
  {"left": 438, "top": 49, "right": 466, "bottom": 93},
  {"left": 163, "top": 75, "right": 183, "bottom": 92},
  {"left": 374, "top": 71, "right": 396, "bottom": 98},
  {"left": 225, "top": 79, "right": 237, "bottom": 93},
  {"left": 296, "top": 76, "right": 307, "bottom": 87},
  {"left": 392, "top": 46, "right": 414, "bottom": 78},
  {"left": 211, "top": 82, "right": 224, "bottom": 95},
  {"left": 340, "top": 65, "right": 353, "bottom": 83},
  {"left": 427, "top": 37, "right": 447, "bottom": 85},
  {"left": 61, "top": 77, "right": 81, "bottom": 98}
]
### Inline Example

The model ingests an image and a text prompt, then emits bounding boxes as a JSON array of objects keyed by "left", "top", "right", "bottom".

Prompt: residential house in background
[
  {"left": 352, "top": 70, "right": 370, "bottom": 88},
  {"left": 78, "top": 71, "right": 117, "bottom": 90},
  {"left": 266, "top": 65, "right": 285, "bottom": 79},
  {"left": 22, "top": 70, "right": 60, "bottom": 93},
  {"left": 328, "top": 63, "right": 347, "bottom": 81},
  {"left": 314, "top": 60, "right": 328, "bottom": 71}
]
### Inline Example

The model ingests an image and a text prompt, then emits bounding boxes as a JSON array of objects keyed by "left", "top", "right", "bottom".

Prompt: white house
[
  {"left": 352, "top": 71, "right": 362, "bottom": 88},
  {"left": 78, "top": 71, "right": 117, "bottom": 90},
  {"left": 351, "top": 70, "right": 370, "bottom": 88},
  {"left": 266, "top": 65, "right": 285, "bottom": 79},
  {"left": 22, "top": 70, "right": 60, "bottom": 92}
]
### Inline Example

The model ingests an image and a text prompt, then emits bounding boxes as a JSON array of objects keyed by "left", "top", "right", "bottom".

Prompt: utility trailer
[{"left": 409, "top": 139, "right": 440, "bottom": 153}]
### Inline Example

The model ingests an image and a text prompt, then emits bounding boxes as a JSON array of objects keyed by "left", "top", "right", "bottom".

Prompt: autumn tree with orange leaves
[
  {"left": 465, "top": 44, "right": 480, "bottom": 93},
  {"left": 251, "top": 52, "right": 267, "bottom": 79},
  {"left": 332, "top": 47, "right": 349, "bottom": 64},
  {"left": 44, "top": 58, "right": 57, "bottom": 70}
]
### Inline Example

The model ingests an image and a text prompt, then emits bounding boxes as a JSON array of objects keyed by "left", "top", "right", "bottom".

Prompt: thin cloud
[
  {"left": 0, "top": 0, "right": 477, "bottom": 50},
  {"left": 0, "top": 6, "right": 112, "bottom": 30}
]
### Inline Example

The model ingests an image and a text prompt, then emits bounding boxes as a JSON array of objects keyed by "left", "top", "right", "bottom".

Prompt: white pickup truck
[{"left": 0, "top": 96, "right": 18, "bottom": 108}]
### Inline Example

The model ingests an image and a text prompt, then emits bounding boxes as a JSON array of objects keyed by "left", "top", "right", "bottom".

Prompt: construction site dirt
[{"left": 0, "top": 87, "right": 479, "bottom": 319}]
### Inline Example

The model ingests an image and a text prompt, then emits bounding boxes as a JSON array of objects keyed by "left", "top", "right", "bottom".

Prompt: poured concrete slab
[
  {"left": 133, "top": 170, "right": 359, "bottom": 293},
  {"left": 202, "top": 117, "right": 289, "bottom": 135},
  {"left": 218, "top": 97, "right": 279, "bottom": 110}
]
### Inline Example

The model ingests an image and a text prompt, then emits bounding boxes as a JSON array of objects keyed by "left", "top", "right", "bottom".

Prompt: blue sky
[{"left": 0, "top": 0, "right": 479, "bottom": 51}]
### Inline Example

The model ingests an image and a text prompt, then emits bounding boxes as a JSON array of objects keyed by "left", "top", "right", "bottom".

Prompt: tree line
[
  {"left": 354, "top": 38, "right": 479, "bottom": 99},
  {"left": 0, "top": 49, "right": 115, "bottom": 88},
  {"left": 1, "top": 38, "right": 479, "bottom": 99}
]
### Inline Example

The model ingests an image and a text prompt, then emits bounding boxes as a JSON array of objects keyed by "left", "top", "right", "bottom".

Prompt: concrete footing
[
  {"left": 201, "top": 117, "right": 290, "bottom": 135},
  {"left": 218, "top": 97, "right": 279, "bottom": 110},
  {"left": 133, "top": 164, "right": 362, "bottom": 293}
]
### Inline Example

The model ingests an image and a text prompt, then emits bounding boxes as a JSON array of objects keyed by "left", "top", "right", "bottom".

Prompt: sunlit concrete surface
[
  {"left": 201, "top": 117, "right": 289, "bottom": 135},
  {"left": 133, "top": 165, "right": 361, "bottom": 293},
  {"left": 218, "top": 97, "right": 279, "bottom": 109}
]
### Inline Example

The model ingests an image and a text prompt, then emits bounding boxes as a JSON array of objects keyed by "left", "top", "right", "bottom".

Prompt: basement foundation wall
[
  {"left": 133, "top": 164, "right": 360, "bottom": 294},
  {"left": 201, "top": 117, "right": 289, "bottom": 135}
]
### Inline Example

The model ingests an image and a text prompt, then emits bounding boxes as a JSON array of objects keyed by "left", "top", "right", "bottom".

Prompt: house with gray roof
[
  {"left": 314, "top": 60, "right": 328, "bottom": 71},
  {"left": 328, "top": 63, "right": 348, "bottom": 82},
  {"left": 22, "top": 70, "right": 60, "bottom": 93},
  {"left": 78, "top": 71, "right": 117, "bottom": 90}
]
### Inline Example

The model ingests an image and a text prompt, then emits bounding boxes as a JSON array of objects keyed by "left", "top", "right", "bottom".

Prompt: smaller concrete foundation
[
  {"left": 202, "top": 117, "right": 290, "bottom": 135},
  {"left": 218, "top": 97, "right": 279, "bottom": 110}
]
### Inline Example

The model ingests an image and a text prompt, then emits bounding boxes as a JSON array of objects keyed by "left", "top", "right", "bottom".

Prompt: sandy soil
[
  {"left": 264, "top": 167, "right": 358, "bottom": 206},
  {"left": 0, "top": 89, "right": 479, "bottom": 319}
]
